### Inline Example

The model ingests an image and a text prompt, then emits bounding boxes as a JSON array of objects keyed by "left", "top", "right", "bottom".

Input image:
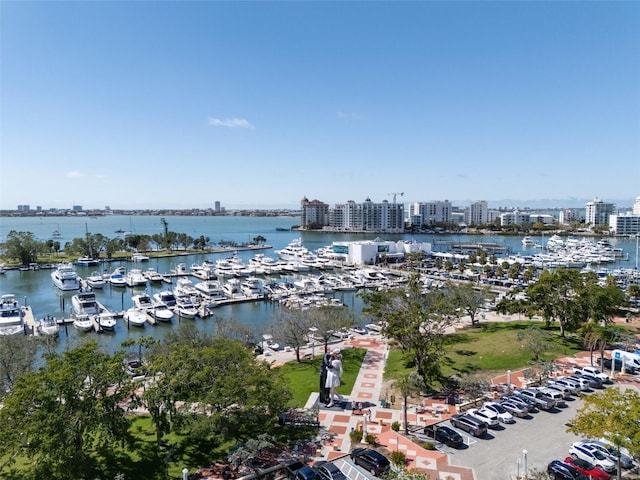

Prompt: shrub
[
  {"left": 391, "top": 421, "right": 400, "bottom": 432},
  {"left": 349, "top": 429, "right": 363, "bottom": 443},
  {"left": 389, "top": 450, "right": 406, "bottom": 467},
  {"left": 365, "top": 433, "right": 378, "bottom": 446}
]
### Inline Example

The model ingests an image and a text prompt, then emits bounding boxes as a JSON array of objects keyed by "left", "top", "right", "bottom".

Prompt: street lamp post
[
  {"left": 362, "top": 414, "right": 367, "bottom": 444},
  {"left": 507, "top": 370, "right": 511, "bottom": 394},
  {"left": 522, "top": 449, "right": 528, "bottom": 480},
  {"left": 182, "top": 468, "right": 189, "bottom": 480}
]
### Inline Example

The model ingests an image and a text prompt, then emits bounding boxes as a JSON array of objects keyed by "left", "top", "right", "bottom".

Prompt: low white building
[{"left": 318, "top": 239, "right": 432, "bottom": 266}]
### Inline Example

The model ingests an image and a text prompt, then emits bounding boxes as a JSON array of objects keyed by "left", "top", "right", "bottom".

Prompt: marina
[{"left": 0, "top": 215, "right": 638, "bottom": 355}]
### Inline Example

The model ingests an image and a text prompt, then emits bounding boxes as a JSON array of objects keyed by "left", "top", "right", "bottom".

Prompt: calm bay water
[{"left": 0, "top": 215, "right": 638, "bottom": 354}]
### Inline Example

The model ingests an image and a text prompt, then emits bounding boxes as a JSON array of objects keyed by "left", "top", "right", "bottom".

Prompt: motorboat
[
  {"left": 76, "top": 256, "right": 100, "bottom": 267},
  {"left": 51, "top": 262, "right": 81, "bottom": 291},
  {"left": 0, "top": 294, "right": 25, "bottom": 336},
  {"left": 194, "top": 280, "right": 226, "bottom": 304},
  {"left": 275, "top": 238, "right": 313, "bottom": 262},
  {"left": 222, "top": 278, "right": 244, "bottom": 298},
  {"left": 124, "top": 269, "right": 148, "bottom": 287},
  {"left": 108, "top": 268, "right": 127, "bottom": 287},
  {"left": 86, "top": 271, "right": 105, "bottom": 289},
  {"left": 153, "top": 290, "right": 177, "bottom": 308},
  {"left": 262, "top": 334, "right": 280, "bottom": 351},
  {"left": 241, "top": 277, "right": 264, "bottom": 297},
  {"left": 96, "top": 311, "right": 116, "bottom": 332},
  {"left": 73, "top": 314, "right": 93, "bottom": 332},
  {"left": 131, "top": 252, "right": 150, "bottom": 262},
  {"left": 132, "top": 292, "right": 154, "bottom": 311},
  {"left": 174, "top": 295, "right": 198, "bottom": 319},
  {"left": 150, "top": 302, "right": 174, "bottom": 322},
  {"left": 37, "top": 315, "right": 60, "bottom": 337},
  {"left": 143, "top": 268, "right": 164, "bottom": 283},
  {"left": 521, "top": 236, "right": 536, "bottom": 247},
  {"left": 174, "top": 277, "right": 199, "bottom": 297},
  {"left": 71, "top": 290, "right": 101, "bottom": 316},
  {"left": 123, "top": 307, "right": 147, "bottom": 327}
]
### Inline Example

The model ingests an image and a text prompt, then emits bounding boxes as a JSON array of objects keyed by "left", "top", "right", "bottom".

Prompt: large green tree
[
  {"left": 448, "top": 281, "right": 492, "bottom": 326},
  {"left": 361, "top": 273, "right": 456, "bottom": 388},
  {"left": 568, "top": 387, "right": 640, "bottom": 480},
  {"left": 2, "top": 230, "right": 41, "bottom": 265},
  {"left": 0, "top": 341, "right": 133, "bottom": 479},
  {"left": 0, "top": 335, "right": 39, "bottom": 396},
  {"left": 142, "top": 328, "right": 291, "bottom": 449}
]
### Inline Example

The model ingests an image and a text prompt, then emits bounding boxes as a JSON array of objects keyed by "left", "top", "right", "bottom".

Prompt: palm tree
[{"left": 392, "top": 373, "right": 421, "bottom": 435}]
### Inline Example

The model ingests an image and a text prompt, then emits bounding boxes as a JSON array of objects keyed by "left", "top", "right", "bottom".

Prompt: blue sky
[{"left": 1, "top": 1, "right": 639, "bottom": 211}]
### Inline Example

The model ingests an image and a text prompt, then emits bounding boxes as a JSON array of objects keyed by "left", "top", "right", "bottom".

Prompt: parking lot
[{"left": 424, "top": 384, "right": 640, "bottom": 480}]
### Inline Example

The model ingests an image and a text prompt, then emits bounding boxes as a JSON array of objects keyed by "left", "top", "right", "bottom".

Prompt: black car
[
  {"left": 313, "top": 462, "right": 347, "bottom": 480},
  {"left": 547, "top": 460, "right": 589, "bottom": 480},
  {"left": 424, "top": 424, "right": 464, "bottom": 448},
  {"left": 449, "top": 414, "right": 488, "bottom": 437},
  {"left": 294, "top": 466, "right": 318, "bottom": 480},
  {"left": 350, "top": 448, "right": 391, "bottom": 477}
]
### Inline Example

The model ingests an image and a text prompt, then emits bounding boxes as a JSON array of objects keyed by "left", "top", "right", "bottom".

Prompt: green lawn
[
  {"left": 384, "top": 321, "right": 585, "bottom": 381},
  {"left": 278, "top": 348, "right": 367, "bottom": 406}
]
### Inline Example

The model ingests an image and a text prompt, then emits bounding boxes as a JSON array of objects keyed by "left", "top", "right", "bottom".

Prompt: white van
[{"left": 611, "top": 350, "right": 640, "bottom": 371}]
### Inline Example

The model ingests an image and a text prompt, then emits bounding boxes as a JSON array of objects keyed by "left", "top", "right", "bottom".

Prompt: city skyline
[{"left": 1, "top": 2, "right": 639, "bottom": 210}]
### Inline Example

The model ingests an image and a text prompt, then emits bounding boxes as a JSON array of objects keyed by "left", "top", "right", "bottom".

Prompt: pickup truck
[
  {"left": 572, "top": 365, "right": 610, "bottom": 383},
  {"left": 515, "top": 388, "right": 555, "bottom": 411}
]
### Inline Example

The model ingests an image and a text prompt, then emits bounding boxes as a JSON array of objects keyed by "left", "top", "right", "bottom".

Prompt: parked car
[
  {"left": 349, "top": 448, "right": 391, "bottom": 477},
  {"left": 449, "top": 414, "right": 488, "bottom": 437},
  {"left": 577, "top": 373, "right": 604, "bottom": 389},
  {"left": 509, "top": 392, "right": 539, "bottom": 411},
  {"left": 563, "top": 456, "right": 610, "bottom": 480},
  {"left": 569, "top": 442, "right": 616, "bottom": 473},
  {"left": 538, "top": 387, "right": 567, "bottom": 407},
  {"left": 566, "top": 376, "right": 593, "bottom": 391},
  {"left": 548, "top": 378, "right": 580, "bottom": 395},
  {"left": 544, "top": 383, "right": 573, "bottom": 399},
  {"left": 314, "top": 462, "right": 347, "bottom": 480},
  {"left": 596, "top": 438, "right": 636, "bottom": 470},
  {"left": 467, "top": 407, "right": 499, "bottom": 428},
  {"left": 581, "top": 440, "right": 634, "bottom": 470},
  {"left": 516, "top": 388, "right": 555, "bottom": 410},
  {"left": 499, "top": 399, "right": 529, "bottom": 418},
  {"left": 501, "top": 394, "right": 532, "bottom": 413},
  {"left": 423, "top": 424, "right": 464, "bottom": 448},
  {"left": 482, "top": 401, "right": 515, "bottom": 423},
  {"left": 547, "top": 460, "right": 589, "bottom": 480},
  {"left": 573, "top": 366, "right": 610, "bottom": 383},
  {"left": 293, "top": 467, "right": 318, "bottom": 480}
]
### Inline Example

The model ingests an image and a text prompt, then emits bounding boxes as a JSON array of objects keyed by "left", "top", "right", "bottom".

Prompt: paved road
[{"left": 446, "top": 396, "right": 586, "bottom": 479}]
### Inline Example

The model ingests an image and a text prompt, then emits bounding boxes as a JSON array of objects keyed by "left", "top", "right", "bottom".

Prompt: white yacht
[
  {"left": 124, "top": 269, "right": 148, "bottom": 287},
  {"left": 76, "top": 256, "right": 100, "bottom": 267},
  {"left": 150, "top": 302, "right": 174, "bottom": 322},
  {"left": 37, "top": 315, "right": 59, "bottom": 337},
  {"left": 174, "top": 277, "right": 199, "bottom": 297},
  {"left": 132, "top": 292, "right": 154, "bottom": 311},
  {"left": 241, "top": 277, "right": 264, "bottom": 297},
  {"left": 194, "top": 280, "right": 226, "bottom": 304},
  {"left": 96, "top": 311, "right": 116, "bottom": 331},
  {"left": 73, "top": 315, "right": 93, "bottom": 332},
  {"left": 222, "top": 278, "right": 244, "bottom": 298},
  {"left": 154, "top": 290, "right": 177, "bottom": 308},
  {"left": 0, "top": 294, "right": 25, "bottom": 336},
  {"left": 123, "top": 307, "right": 147, "bottom": 327},
  {"left": 51, "top": 262, "right": 81, "bottom": 291},
  {"left": 521, "top": 236, "right": 536, "bottom": 247},
  {"left": 131, "top": 252, "right": 150, "bottom": 262},
  {"left": 108, "top": 268, "right": 127, "bottom": 288},
  {"left": 275, "top": 238, "right": 312, "bottom": 262},
  {"left": 72, "top": 290, "right": 101, "bottom": 317},
  {"left": 86, "top": 271, "right": 105, "bottom": 289},
  {"left": 174, "top": 295, "right": 198, "bottom": 319}
]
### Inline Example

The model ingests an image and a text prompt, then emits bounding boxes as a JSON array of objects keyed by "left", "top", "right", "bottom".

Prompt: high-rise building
[
  {"left": 585, "top": 198, "right": 615, "bottom": 227},
  {"left": 409, "top": 200, "right": 452, "bottom": 227},
  {"left": 326, "top": 198, "right": 404, "bottom": 232},
  {"left": 465, "top": 201, "right": 488, "bottom": 226},
  {"left": 301, "top": 197, "right": 329, "bottom": 228}
]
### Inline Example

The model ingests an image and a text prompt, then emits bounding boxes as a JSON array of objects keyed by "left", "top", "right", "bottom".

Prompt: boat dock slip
[{"left": 22, "top": 306, "right": 37, "bottom": 335}]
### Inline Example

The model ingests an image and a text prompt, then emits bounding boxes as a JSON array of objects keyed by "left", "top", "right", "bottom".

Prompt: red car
[{"left": 564, "top": 456, "right": 610, "bottom": 480}]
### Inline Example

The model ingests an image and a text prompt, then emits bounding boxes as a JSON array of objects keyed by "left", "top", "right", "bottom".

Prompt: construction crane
[{"left": 388, "top": 192, "right": 404, "bottom": 203}]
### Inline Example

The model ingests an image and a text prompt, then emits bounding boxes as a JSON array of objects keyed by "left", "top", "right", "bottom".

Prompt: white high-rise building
[
  {"left": 585, "top": 197, "right": 615, "bottom": 227},
  {"left": 409, "top": 200, "right": 452, "bottom": 227},
  {"left": 328, "top": 198, "right": 404, "bottom": 232},
  {"left": 465, "top": 201, "right": 488, "bottom": 226},
  {"left": 633, "top": 196, "right": 640, "bottom": 215}
]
